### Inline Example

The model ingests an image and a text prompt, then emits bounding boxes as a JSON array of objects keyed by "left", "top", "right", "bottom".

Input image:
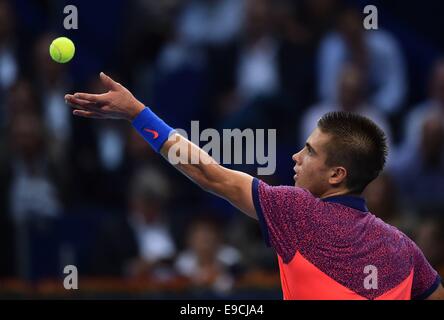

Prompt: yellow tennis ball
[{"left": 49, "top": 37, "right": 75, "bottom": 63}]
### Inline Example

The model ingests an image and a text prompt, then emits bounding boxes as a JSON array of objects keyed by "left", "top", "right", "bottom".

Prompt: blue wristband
[{"left": 132, "top": 107, "right": 175, "bottom": 153}]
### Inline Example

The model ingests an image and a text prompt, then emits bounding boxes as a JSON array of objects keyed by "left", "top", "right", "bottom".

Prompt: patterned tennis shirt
[{"left": 252, "top": 178, "right": 441, "bottom": 300}]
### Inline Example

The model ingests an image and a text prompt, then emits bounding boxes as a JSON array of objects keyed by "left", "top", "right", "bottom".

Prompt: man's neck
[{"left": 319, "top": 189, "right": 359, "bottom": 199}]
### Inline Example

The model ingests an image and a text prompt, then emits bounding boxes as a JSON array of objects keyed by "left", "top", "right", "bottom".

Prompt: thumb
[{"left": 100, "top": 72, "right": 120, "bottom": 91}]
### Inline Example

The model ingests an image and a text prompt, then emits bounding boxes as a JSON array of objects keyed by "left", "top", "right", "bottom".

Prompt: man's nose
[{"left": 292, "top": 151, "right": 301, "bottom": 163}]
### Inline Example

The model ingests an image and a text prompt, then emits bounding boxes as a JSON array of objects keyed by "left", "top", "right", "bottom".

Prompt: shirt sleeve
[
  {"left": 252, "top": 178, "right": 321, "bottom": 263},
  {"left": 410, "top": 240, "right": 441, "bottom": 300}
]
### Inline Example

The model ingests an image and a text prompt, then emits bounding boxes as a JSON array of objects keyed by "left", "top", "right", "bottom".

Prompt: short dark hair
[{"left": 317, "top": 111, "right": 388, "bottom": 193}]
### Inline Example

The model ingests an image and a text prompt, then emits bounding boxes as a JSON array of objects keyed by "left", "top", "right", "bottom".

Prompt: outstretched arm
[{"left": 65, "top": 73, "right": 257, "bottom": 219}]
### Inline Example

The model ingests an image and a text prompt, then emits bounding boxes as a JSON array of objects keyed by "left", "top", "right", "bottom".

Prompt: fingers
[
  {"left": 65, "top": 95, "right": 107, "bottom": 117},
  {"left": 72, "top": 92, "right": 107, "bottom": 103},
  {"left": 65, "top": 94, "right": 98, "bottom": 108},
  {"left": 100, "top": 72, "right": 121, "bottom": 91},
  {"left": 72, "top": 109, "right": 106, "bottom": 119},
  {"left": 65, "top": 94, "right": 103, "bottom": 112}
]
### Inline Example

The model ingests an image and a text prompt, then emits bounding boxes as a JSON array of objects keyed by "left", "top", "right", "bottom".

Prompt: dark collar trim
[{"left": 321, "top": 195, "right": 369, "bottom": 212}]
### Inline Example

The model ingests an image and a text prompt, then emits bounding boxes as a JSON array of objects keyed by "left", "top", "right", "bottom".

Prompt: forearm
[
  {"left": 131, "top": 106, "right": 256, "bottom": 218},
  {"left": 132, "top": 107, "right": 236, "bottom": 194},
  {"left": 160, "top": 133, "right": 231, "bottom": 194}
]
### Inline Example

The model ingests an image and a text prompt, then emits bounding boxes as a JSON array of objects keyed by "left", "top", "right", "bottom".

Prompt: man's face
[{"left": 292, "top": 128, "right": 333, "bottom": 197}]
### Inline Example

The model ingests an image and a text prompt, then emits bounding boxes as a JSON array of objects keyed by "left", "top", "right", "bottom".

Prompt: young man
[{"left": 65, "top": 72, "right": 443, "bottom": 300}]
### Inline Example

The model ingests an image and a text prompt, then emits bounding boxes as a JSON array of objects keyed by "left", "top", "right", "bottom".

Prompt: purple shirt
[{"left": 252, "top": 178, "right": 441, "bottom": 299}]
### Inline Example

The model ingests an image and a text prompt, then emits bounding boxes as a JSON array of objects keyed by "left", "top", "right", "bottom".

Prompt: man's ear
[{"left": 329, "top": 166, "right": 347, "bottom": 186}]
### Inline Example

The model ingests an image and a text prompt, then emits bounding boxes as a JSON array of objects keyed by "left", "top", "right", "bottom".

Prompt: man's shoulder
[{"left": 256, "top": 180, "right": 320, "bottom": 208}]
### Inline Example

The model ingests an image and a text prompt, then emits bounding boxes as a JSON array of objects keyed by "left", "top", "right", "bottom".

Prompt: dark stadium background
[{"left": 0, "top": 0, "right": 443, "bottom": 299}]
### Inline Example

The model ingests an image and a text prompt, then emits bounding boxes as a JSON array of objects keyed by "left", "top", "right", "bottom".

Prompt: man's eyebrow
[{"left": 305, "top": 142, "right": 317, "bottom": 154}]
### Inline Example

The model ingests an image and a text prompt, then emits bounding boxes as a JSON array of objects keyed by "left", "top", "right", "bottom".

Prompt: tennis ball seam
[{"left": 51, "top": 43, "right": 63, "bottom": 62}]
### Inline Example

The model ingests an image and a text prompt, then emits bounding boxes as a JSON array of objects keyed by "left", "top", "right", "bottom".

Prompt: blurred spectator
[
  {"left": 129, "top": 0, "right": 209, "bottom": 130},
  {"left": 177, "top": 0, "right": 245, "bottom": 47},
  {"left": 392, "top": 114, "right": 444, "bottom": 210},
  {"left": 207, "top": 0, "right": 314, "bottom": 132},
  {"left": 300, "top": 0, "right": 343, "bottom": 43},
  {"left": 0, "top": 112, "right": 66, "bottom": 222},
  {"left": 318, "top": 6, "right": 406, "bottom": 115},
  {"left": 2, "top": 78, "right": 41, "bottom": 122},
  {"left": 124, "top": 128, "right": 158, "bottom": 168},
  {"left": 414, "top": 217, "right": 444, "bottom": 275},
  {"left": 0, "top": 0, "right": 18, "bottom": 106},
  {"left": 205, "top": 0, "right": 280, "bottom": 125},
  {"left": 231, "top": 0, "right": 279, "bottom": 105},
  {"left": 227, "top": 215, "right": 277, "bottom": 272},
  {"left": 80, "top": 74, "right": 129, "bottom": 211},
  {"left": 148, "top": 42, "right": 208, "bottom": 130},
  {"left": 0, "top": 206, "right": 15, "bottom": 277},
  {"left": 90, "top": 168, "right": 176, "bottom": 279},
  {"left": 272, "top": 0, "right": 311, "bottom": 46},
  {"left": 363, "top": 172, "right": 412, "bottom": 232},
  {"left": 399, "top": 59, "right": 444, "bottom": 162},
  {"left": 393, "top": 59, "right": 444, "bottom": 210},
  {"left": 300, "top": 63, "right": 393, "bottom": 154},
  {"left": 95, "top": 119, "right": 126, "bottom": 174},
  {"left": 175, "top": 215, "right": 241, "bottom": 293},
  {"left": 120, "top": 0, "right": 180, "bottom": 84},
  {"left": 67, "top": 118, "right": 102, "bottom": 207}
]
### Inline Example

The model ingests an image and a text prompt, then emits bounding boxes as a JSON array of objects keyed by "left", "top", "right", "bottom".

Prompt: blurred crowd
[{"left": 0, "top": 0, "right": 443, "bottom": 296}]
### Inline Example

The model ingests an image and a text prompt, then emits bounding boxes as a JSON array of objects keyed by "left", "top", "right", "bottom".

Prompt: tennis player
[{"left": 65, "top": 72, "right": 443, "bottom": 300}]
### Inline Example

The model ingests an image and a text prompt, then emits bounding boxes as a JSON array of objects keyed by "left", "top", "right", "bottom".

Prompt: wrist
[
  {"left": 128, "top": 100, "right": 146, "bottom": 121},
  {"left": 131, "top": 106, "right": 174, "bottom": 153}
]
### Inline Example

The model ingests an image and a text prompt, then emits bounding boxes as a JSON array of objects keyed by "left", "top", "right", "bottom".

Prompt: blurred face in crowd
[
  {"left": 307, "top": 0, "right": 337, "bottom": 17},
  {"left": 10, "top": 113, "right": 44, "bottom": 160},
  {"left": 188, "top": 221, "right": 221, "bottom": 263},
  {"left": 338, "top": 65, "right": 365, "bottom": 111},
  {"left": 129, "top": 169, "right": 170, "bottom": 224},
  {"left": 416, "top": 219, "right": 444, "bottom": 267},
  {"left": 363, "top": 173, "right": 396, "bottom": 220},
  {"left": 338, "top": 8, "right": 363, "bottom": 44},
  {"left": 420, "top": 116, "right": 444, "bottom": 167},
  {"left": 292, "top": 128, "right": 344, "bottom": 197},
  {"left": 244, "top": 0, "right": 272, "bottom": 41},
  {"left": 430, "top": 62, "right": 444, "bottom": 106},
  {"left": 0, "top": 1, "right": 14, "bottom": 43},
  {"left": 34, "top": 34, "right": 63, "bottom": 84},
  {"left": 6, "top": 79, "right": 40, "bottom": 114}
]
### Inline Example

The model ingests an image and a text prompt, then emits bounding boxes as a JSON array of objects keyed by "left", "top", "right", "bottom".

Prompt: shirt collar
[{"left": 321, "top": 195, "right": 369, "bottom": 212}]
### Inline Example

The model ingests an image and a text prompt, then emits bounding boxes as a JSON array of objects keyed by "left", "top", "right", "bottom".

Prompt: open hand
[{"left": 65, "top": 72, "right": 145, "bottom": 121}]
